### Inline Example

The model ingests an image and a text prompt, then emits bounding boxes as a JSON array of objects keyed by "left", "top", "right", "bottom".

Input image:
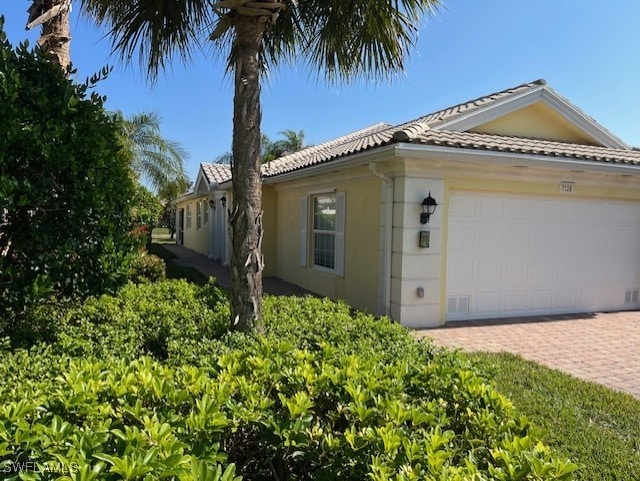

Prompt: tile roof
[
  {"left": 411, "top": 78, "right": 547, "bottom": 128},
  {"left": 202, "top": 79, "right": 639, "bottom": 187},
  {"left": 202, "top": 163, "right": 231, "bottom": 184},
  {"left": 412, "top": 130, "right": 640, "bottom": 165},
  {"left": 262, "top": 122, "right": 393, "bottom": 177}
]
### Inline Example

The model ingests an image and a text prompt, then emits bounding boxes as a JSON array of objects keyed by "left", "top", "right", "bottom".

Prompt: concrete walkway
[
  {"left": 162, "top": 243, "right": 312, "bottom": 296},
  {"left": 416, "top": 312, "right": 640, "bottom": 399}
]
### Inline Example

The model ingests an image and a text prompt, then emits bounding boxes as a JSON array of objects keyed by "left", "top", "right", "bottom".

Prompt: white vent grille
[
  {"left": 625, "top": 289, "right": 639, "bottom": 304},
  {"left": 447, "top": 296, "right": 470, "bottom": 315}
]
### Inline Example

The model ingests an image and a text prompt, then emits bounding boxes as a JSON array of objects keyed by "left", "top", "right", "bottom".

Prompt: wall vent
[
  {"left": 447, "top": 296, "right": 470, "bottom": 315},
  {"left": 624, "top": 289, "right": 639, "bottom": 304}
]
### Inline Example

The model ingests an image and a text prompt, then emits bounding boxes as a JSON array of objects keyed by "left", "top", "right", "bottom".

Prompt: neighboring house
[{"left": 177, "top": 79, "right": 640, "bottom": 328}]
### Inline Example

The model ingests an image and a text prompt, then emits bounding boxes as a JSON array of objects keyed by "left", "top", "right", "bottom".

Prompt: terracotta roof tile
[
  {"left": 201, "top": 163, "right": 231, "bottom": 184},
  {"left": 413, "top": 130, "right": 640, "bottom": 165},
  {"left": 203, "top": 79, "right": 639, "bottom": 185}
]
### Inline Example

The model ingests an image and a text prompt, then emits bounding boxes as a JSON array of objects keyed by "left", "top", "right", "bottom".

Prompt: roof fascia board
[
  {"left": 540, "top": 89, "right": 629, "bottom": 149},
  {"left": 435, "top": 87, "right": 544, "bottom": 131},
  {"left": 396, "top": 143, "right": 640, "bottom": 176}
]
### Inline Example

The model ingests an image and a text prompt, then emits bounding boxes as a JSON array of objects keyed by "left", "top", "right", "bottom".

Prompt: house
[{"left": 176, "top": 79, "right": 640, "bottom": 328}]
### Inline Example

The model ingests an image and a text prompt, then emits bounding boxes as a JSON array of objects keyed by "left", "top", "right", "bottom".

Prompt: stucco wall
[
  {"left": 179, "top": 198, "right": 209, "bottom": 256},
  {"left": 262, "top": 185, "right": 278, "bottom": 277},
  {"left": 471, "top": 102, "right": 599, "bottom": 145},
  {"left": 274, "top": 171, "right": 382, "bottom": 314}
]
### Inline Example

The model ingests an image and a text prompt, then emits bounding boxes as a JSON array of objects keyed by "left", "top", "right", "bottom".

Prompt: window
[
  {"left": 313, "top": 195, "right": 337, "bottom": 269},
  {"left": 300, "top": 192, "right": 345, "bottom": 276},
  {"left": 186, "top": 204, "right": 192, "bottom": 229},
  {"left": 203, "top": 199, "right": 209, "bottom": 224},
  {"left": 196, "top": 201, "right": 202, "bottom": 230}
]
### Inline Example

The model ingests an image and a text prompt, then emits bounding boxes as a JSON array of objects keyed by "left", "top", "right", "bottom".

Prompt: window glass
[{"left": 313, "top": 195, "right": 336, "bottom": 269}]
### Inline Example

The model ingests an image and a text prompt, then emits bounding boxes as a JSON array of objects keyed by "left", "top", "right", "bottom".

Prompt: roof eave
[{"left": 395, "top": 143, "right": 640, "bottom": 175}]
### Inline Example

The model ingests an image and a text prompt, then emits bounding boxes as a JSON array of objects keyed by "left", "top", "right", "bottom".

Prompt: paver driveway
[{"left": 415, "top": 311, "right": 640, "bottom": 399}]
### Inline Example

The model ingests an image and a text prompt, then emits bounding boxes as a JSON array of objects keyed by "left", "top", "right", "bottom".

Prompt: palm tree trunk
[
  {"left": 229, "top": 15, "right": 266, "bottom": 332},
  {"left": 39, "top": 0, "right": 72, "bottom": 69}
]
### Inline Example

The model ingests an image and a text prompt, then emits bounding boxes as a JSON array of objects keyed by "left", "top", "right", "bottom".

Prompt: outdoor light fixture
[
  {"left": 419, "top": 192, "right": 438, "bottom": 248},
  {"left": 420, "top": 192, "right": 438, "bottom": 225},
  {"left": 221, "top": 196, "right": 227, "bottom": 208},
  {"left": 208, "top": 199, "right": 215, "bottom": 209}
]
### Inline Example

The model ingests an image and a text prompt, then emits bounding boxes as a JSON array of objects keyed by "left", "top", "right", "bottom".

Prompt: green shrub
[
  {"left": 129, "top": 252, "right": 167, "bottom": 284},
  {"left": 0, "top": 19, "right": 136, "bottom": 329},
  {"left": 0, "top": 282, "right": 578, "bottom": 480}
]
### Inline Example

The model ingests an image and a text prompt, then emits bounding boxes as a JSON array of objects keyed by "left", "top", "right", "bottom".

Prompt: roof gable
[
  {"left": 433, "top": 79, "right": 628, "bottom": 149},
  {"left": 470, "top": 102, "right": 600, "bottom": 145}
]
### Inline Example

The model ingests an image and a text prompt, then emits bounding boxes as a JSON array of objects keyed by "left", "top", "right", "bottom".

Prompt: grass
[
  {"left": 147, "top": 242, "right": 209, "bottom": 286},
  {"left": 467, "top": 351, "right": 640, "bottom": 481},
  {"left": 151, "top": 227, "right": 176, "bottom": 245}
]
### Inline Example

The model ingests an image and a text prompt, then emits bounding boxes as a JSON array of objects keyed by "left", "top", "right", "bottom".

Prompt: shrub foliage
[
  {"left": 0, "top": 18, "right": 135, "bottom": 328},
  {"left": 0, "top": 281, "right": 579, "bottom": 480}
]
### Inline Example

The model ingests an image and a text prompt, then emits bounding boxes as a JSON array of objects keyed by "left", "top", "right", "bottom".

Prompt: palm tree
[
  {"left": 263, "top": 130, "right": 306, "bottom": 161},
  {"left": 119, "top": 112, "right": 188, "bottom": 193},
  {"left": 79, "top": 0, "right": 442, "bottom": 332},
  {"left": 26, "top": 0, "right": 72, "bottom": 69}
]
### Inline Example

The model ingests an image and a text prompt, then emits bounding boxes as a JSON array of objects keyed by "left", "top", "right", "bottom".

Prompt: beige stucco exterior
[
  {"left": 262, "top": 185, "right": 278, "bottom": 277},
  {"left": 176, "top": 90, "right": 640, "bottom": 329},
  {"left": 179, "top": 198, "right": 210, "bottom": 256},
  {"left": 470, "top": 102, "right": 599, "bottom": 145},
  {"left": 273, "top": 168, "right": 382, "bottom": 314}
]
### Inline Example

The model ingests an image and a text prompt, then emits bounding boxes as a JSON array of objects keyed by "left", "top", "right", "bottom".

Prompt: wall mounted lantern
[
  {"left": 419, "top": 192, "right": 438, "bottom": 248},
  {"left": 221, "top": 196, "right": 227, "bottom": 208},
  {"left": 420, "top": 192, "right": 438, "bottom": 225},
  {"left": 208, "top": 199, "right": 215, "bottom": 209}
]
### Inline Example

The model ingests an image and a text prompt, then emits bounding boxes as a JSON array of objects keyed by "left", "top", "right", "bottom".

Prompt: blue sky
[{"left": 3, "top": 1, "right": 640, "bottom": 180}]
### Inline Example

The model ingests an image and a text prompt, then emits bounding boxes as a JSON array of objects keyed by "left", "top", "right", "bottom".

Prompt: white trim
[
  {"left": 437, "top": 85, "right": 629, "bottom": 149},
  {"left": 334, "top": 192, "right": 345, "bottom": 277},
  {"left": 369, "top": 162, "right": 393, "bottom": 317},
  {"left": 300, "top": 197, "right": 308, "bottom": 267}
]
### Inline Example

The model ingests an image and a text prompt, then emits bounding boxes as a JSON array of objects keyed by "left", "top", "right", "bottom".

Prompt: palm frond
[{"left": 80, "top": 0, "right": 216, "bottom": 79}]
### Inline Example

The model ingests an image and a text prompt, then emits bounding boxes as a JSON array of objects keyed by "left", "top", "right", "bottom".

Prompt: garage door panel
[
  {"left": 529, "top": 290, "right": 553, "bottom": 311},
  {"left": 503, "top": 225, "right": 529, "bottom": 250},
  {"left": 448, "top": 257, "right": 473, "bottom": 283},
  {"left": 446, "top": 191, "right": 640, "bottom": 321},
  {"left": 449, "top": 225, "right": 474, "bottom": 251},
  {"left": 450, "top": 193, "right": 476, "bottom": 217},
  {"left": 476, "top": 258, "right": 502, "bottom": 282},
  {"left": 554, "top": 288, "right": 577, "bottom": 310},
  {"left": 504, "top": 197, "right": 531, "bottom": 218},
  {"left": 505, "top": 258, "right": 528, "bottom": 282},
  {"left": 503, "top": 290, "right": 527, "bottom": 312},
  {"left": 478, "top": 196, "right": 504, "bottom": 218},
  {"left": 476, "top": 291, "right": 500, "bottom": 314},
  {"left": 475, "top": 225, "right": 502, "bottom": 250}
]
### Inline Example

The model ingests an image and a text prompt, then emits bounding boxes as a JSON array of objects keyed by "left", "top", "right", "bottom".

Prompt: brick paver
[{"left": 416, "top": 312, "right": 640, "bottom": 399}]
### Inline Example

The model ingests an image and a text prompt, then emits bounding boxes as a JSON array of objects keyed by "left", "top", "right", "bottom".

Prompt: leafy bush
[
  {"left": 0, "top": 19, "right": 136, "bottom": 329},
  {"left": 0, "top": 283, "right": 579, "bottom": 480},
  {"left": 129, "top": 252, "right": 167, "bottom": 284}
]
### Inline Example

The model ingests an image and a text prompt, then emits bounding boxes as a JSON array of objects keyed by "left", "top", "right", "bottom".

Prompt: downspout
[{"left": 369, "top": 162, "right": 393, "bottom": 318}]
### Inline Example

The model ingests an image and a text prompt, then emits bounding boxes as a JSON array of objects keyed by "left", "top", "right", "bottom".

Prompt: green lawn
[
  {"left": 151, "top": 227, "right": 176, "bottom": 245},
  {"left": 467, "top": 351, "right": 640, "bottom": 481}
]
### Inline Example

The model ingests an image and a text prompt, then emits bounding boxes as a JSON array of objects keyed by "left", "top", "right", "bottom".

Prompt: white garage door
[{"left": 446, "top": 191, "right": 640, "bottom": 321}]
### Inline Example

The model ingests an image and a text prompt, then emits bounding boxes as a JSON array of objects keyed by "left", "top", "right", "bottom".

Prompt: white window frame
[
  {"left": 300, "top": 192, "right": 345, "bottom": 277},
  {"left": 196, "top": 201, "right": 202, "bottom": 230},
  {"left": 203, "top": 199, "right": 209, "bottom": 224},
  {"left": 186, "top": 204, "right": 192, "bottom": 229}
]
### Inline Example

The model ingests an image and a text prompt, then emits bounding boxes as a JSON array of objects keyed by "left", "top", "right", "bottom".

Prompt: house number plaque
[{"left": 559, "top": 182, "right": 575, "bottom": 193}]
